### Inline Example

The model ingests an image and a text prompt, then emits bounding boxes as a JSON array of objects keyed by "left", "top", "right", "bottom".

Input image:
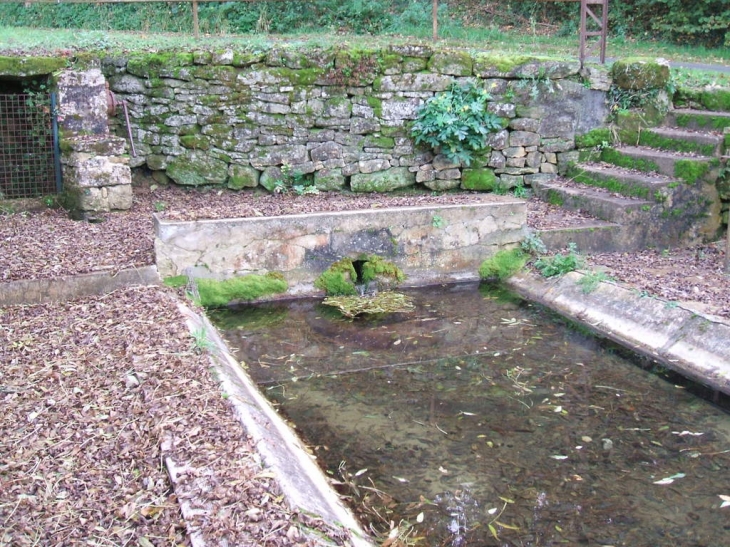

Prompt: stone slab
[
  {"left": 178, "top": 304, "right": 372, "bottom": 546},
  {"left": 506, "top": 271, "right": 730, "bottom": 394},
  {"left": 154, "top": 199, "right": 528, "bottom": 293},
  {"left": 0, "top": 266, "right": 160, "bottom": 306}
]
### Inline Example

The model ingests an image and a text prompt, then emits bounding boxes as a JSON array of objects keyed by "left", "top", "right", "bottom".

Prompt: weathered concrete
[
  {"left": 154, "top": 198, "right": 527, "bottom": 293},
  {"left": 0, "top": 266, "right": 160, "bottom": 306},
  {"left": 505, "top": 271, "right": 730, "bottom": 394},
  {"left": 179, "top": 304, "right": 372, "bottom": 547}
]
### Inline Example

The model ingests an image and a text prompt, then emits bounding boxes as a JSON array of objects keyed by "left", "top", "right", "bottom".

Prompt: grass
[{"left": 0, "top": 25, "right": 727, "bottom": 68}]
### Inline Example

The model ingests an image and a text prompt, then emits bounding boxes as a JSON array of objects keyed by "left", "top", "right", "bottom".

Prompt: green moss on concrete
[
  {"left": 461, "top": 168, "right": 497, "bottom": 191},
  {"left": 638, "top": 131, "right": 717, "bottom": 156},
  {"left": 196, "top": 272, "right": 288, "bottom": 308},
  {"left": 700, "top": 89, "right": 730, "bottom": 112},
  {"left": 366, "top": 96, "right": 383, "bottom": 118},
  {"left": 675, "top": 112, "right": 730, "bottom": 131},
  {"left": 611, "top": 58, "right": 670, "bottom": 90},
  {"left": 427, "top": 51, "right": 473, "bottom": 76},
  {"left": 126, "top": 52, "right": 194, "bottom": 78},
  {"left": 364, "top": 136, "right": 395, "bottom": 148},
  {"left": 674, "top": 159, "right": 710, "bottom": 184},
  {"left": 569, "top": 167, "right": 650, "bottom": 199},
  {"left": 314, "top": 255, "right": 405, "bottom": 296},
  {"left": 180, "top": 135, "right": 211, "bottom": 150},
  {"left": 575, "top": 128, "right": 611, "bottom": 149},
  {"left": 600, "top": 148, "right": 659, "bottom": 173},
  {"left": 479, "top": 248, "right": 527, "bottom": 281},
  {"left": 473, "top": 53, "right": 535, "bottom": 73},
  {"left": 0, "top": 56, "right": 67, "bottom": 77},
  {"left": 163, "top": 275, "right": 188, "bottom": 288}
]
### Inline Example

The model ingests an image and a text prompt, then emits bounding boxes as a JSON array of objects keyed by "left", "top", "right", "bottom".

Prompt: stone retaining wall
[{"left": 102, "top": 47, "right": 610, "bottom": 193}]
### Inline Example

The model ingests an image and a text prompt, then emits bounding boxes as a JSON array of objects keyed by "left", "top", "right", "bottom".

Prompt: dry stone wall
[{"left": 102, "top": 47, "right": 610, "bottom": 193}]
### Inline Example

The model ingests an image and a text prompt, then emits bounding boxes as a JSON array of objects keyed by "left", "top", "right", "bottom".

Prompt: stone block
[
  {"left": 351, "top": 167, "right": 415, "bottom": 192},
  {"left": 432, "top": 154, "right": 460, "bottom": 171},
  {"left": 166, "top": 150, "right": 228, "bottom": 186},
  {"left": 427, "top": 52, "right": 473, "bottom": 76},
  {"left": 461, "top": 168, "right": 497, "bottom": 191},
  {"left": 358, "top": 158, "right": 390, "bottom": 174},
  {"left": 424, "top": 178, "right": 461, "bottom": 191},
  {"left": 510, "top": 131, "right": 541, "bottom": 147},
  {"left": 314, "top": 168, "right": 346, "bottom": 191},
  {"left": 251, "top": 145, "right": 308, "bottom": 168},
  {"left": 228, "top": 164, "right": 259, "bottom": 189},
  {"left": 311, "top": 142, "right": 343, "bottom": 162}
]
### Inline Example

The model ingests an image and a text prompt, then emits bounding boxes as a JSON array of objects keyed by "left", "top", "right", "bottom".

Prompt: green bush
[
  {"left": 478, "top": 248, "right": 527, "bottom": 281},
  {"left": 411, "top": 82, "right": 504, "bottom": 166}
]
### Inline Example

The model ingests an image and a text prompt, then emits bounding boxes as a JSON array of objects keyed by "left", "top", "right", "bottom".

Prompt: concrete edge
[
  {"left": 505, "top": 271, "right": 730, "bottom": 394},
  {"left": 0, "top": 265, "right": 160, "bottom": 306},
  {"left": 178, "top": 303, "right": 374, "bottom": 547}
]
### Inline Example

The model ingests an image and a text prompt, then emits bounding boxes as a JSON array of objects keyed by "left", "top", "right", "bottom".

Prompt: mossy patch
[
  {"left": 575, "top": 128, "right": 611, "bottom": 149},
  {"left": 600, "top": 148, "right": 659, "bottom": 173},
  {"left": 194, "top": 273, "right": 288, "bottom": 308},
  {"left": 126, "top": 52, "right": 194, "bottom": 78},
  {"left": 674, "top": 112, "right": 730, "bottom": 131},
  {"left": 472, "top": 53, "right": 535, "bottom": 74},
  {"left": 611, "top": 58, "right": 670, "bottom": 90},
  {"left": 638, "top": 131, "right": 717, "bottom": 156},
  {"left": 461, "top": 168, "right": 497, "bottom": 191},
  {"left": 315, "top": 255, "right": 405, "bottom": 296},
  {"left": 479, "top": 248, "right": 527, "bottom": 281},
  {"left": 163, "top": 275, "right": 188, "bottom": 288},
  {"left": 674, "top": 159, "right": 710, "bottom": 184},
  {"left": 0, "top": 55, "right": 66, "bottom": 77},
  {"left": 570, "top": 168, "right": 650, "bottom": 199}
]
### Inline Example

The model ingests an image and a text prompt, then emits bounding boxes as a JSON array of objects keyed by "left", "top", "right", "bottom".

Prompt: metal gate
[{"left": 0, "top": 92, "right": 61, "bottom": 200}]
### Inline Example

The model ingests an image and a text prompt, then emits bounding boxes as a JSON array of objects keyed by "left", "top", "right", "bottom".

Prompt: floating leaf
[
  {"left": 654, "top": 473, "right": 685, "bottom": 485},
  {"left": 496, "top": 521, "right": 520, "bottom": 530},
  {"left": 672, "top": 430, "right": 704, "bottom": 437},
  {"left": 550, "top": 455, "right": 568, "bottom": 460},
  {"left": 354, "top": 468, "right": 368, "bottom": 477},
  {"left": 488, "top": 523, "right": 499, "bottom": 540},
  {"left": 719, "top": 495, "right": 730, "bottom": 508},
  {"left": 487, "top": 507, "right": 498, "bottom": 515},
  {"left": 416, "top": 512, "right": 424, "bottom": 523}
]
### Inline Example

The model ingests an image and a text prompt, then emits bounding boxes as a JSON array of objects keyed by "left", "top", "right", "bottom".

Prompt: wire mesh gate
[{"left": 0, "top": 92, "right": 60, "bottom": 200}]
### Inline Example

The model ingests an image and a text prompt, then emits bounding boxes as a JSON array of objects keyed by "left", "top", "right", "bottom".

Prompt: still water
[{"left": 211, "top": 283, "right": 730, "bottom": 546}]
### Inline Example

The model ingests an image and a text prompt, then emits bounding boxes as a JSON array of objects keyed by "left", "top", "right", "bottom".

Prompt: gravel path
[{"left": 1, "top": 183, "right": 728, "bottom": 545}]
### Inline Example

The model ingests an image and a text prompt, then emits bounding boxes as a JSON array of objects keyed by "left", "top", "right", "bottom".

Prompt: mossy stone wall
[{"left": 101, "top": 47, "right": 610, "bottom": 193}]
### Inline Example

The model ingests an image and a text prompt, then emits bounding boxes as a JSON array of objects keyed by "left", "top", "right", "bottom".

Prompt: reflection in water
[{"left": 211, "top": 283, "right": 730, "bottom": 546}]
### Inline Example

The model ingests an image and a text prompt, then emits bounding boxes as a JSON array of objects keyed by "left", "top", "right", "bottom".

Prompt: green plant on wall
[
  {"left": 411, "top": 81, "right": 504, "bottom": 166},
  {"left": 314, "top": 254, "right": 405, "bottom": 296}
]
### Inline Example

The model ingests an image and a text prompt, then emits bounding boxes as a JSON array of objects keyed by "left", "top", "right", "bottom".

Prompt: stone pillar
[{"left": 57, "top": 68, "right": 132, "bottom": 212}]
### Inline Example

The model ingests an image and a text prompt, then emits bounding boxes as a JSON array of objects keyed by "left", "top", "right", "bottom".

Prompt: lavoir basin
[{"left": 210, "top": 283, "right": 730, "bottom": 546}]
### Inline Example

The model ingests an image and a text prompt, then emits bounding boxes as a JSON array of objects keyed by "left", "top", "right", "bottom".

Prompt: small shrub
[
  {"left": 577, "top": 270, "right": 614, "bottom": 294},
  {"left": 411, "top": 82, "right": 504, "bottom": 166},
  {"left": 479, "top": 248, "right": 527, "bottom": 281},
  {"left": 521, "top": 232, "right": 547, "bottom": 256},
  {"left": 534, "top": 243, "right": 584, "bottom": 277}
]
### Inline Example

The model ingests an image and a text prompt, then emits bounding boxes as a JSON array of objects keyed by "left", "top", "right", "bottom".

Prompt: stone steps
[
  {"left": 530, "top": 104, "right": 727, "bottom": 252},
  {"left": 532, "top": 177, "right": 655, "bottom": 225},
  {"left": 603, "top": 145, "right": 717, "bottom": 181},
  {"left": 568, "top": 161, "right": 675, "bottom": 200}
]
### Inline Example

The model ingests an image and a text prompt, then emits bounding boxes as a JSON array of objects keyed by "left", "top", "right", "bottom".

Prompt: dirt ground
[{"left": 1, "top": 182, "right": 728, "bottom": 546}]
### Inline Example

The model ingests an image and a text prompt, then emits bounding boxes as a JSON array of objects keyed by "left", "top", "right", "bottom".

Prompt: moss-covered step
[
  {"left": 602, "top": 146, "right": 717, "bottom": 183},
  {"left": 664, "top": 109, "right": 730, "bottom": 132},
  {"left": 532, "top": 177, "right": 655, "bottom": 225},
  {"left": 638, "top": 127, "right": 723, "bottom": 157},
  {"left": 566, "top": 162, "right": 675, "bottom": 200}
]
